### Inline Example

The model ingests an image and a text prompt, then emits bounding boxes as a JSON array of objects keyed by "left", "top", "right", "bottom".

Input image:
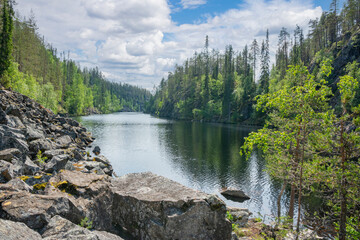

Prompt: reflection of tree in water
[
  {"left": 157, "top": 121, "right": 322, "bottom": 222},
  {"left": 158, "top": 122, "right": 252, "bottom": 189}
]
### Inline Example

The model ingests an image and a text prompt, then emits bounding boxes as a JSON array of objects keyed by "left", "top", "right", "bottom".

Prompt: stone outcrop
[
  {"left": 111, "top": 172, "right": 232, "bottom": 240},
  {"left": 0, "top": 89, "right": 234, "bottom": 240}
]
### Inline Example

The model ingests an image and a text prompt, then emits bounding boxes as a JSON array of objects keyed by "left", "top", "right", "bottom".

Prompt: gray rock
[
  {"left": 220, "top": 188, "right": 250, "bottom": 202},
  {"left": 0, "top": 178, "right": 32, "bottom": 192},
  {"left": 227, "top": 207, "right": 251, "bottom": 227},
  {"left": 285, "top": 229, "right": 323, "bottom": 240},
  {"left": 23, "top": 156, "right": 40, "bottom": 175},
  {"left": 5, "top": 104, "right": 22, "bottom": 119},
  {"left": 92, "top": 155, "right": 111, "bottom": 165},
  {"left": 0, "top": 160, "right": 22, "bottom": 181},
  {"left": 64, "top": 161, "right": 76, "bottom": 171},
  {"left": 93, "top": 146, "right": 101, "bottom": 155},
  {"left": 44, "top": 154, "right": 71, "bottom": 173},
  {"left": 29, "top": 138, "right": 53, "bottom": 153},
  {"left": 110, "top": 172, "right": 232, "bottom": 240},
  {"left": 0, "top": 192, "right": 83, "bottom": 230},
  {"left": 0, "top": 219, "right": 42, "bottom": 240},
  {"left": 0, "top": 148, "right": 21, "bottom": 162},
  {"left": 25, "top": 125, "right": 45, "bottom": 141},
  {"left": 73, "top": 149, "right": 86, "bottom": 161},
  {"left": 43, "top": 149, "right": 67, "bottom": 159},
  {"left": 83, "top": 161, "right": 106, "bottom": 170},
  {"left": 0, "top": 107, "right": 8, "bottom": 124},
  {"left": 56, "top": 135, "right": 72, "bottom": 148},
  {"left": 8, "top": 116, "right": 25, "bottom": 129},
  {"left": 0, "top": 126, "right": 29, "bottom": 154},
  {"left": 42, "top": 215, "right": 124, "bottom": 240}
]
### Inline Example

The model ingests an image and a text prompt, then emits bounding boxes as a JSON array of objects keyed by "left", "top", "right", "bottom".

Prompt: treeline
[
  {"left": 146, "top": 34, "right": 269, "bottom": 123},
  {"left": 0, "top": 2, "right": 151, "bottom": 115},
  {"left": 147, "top": 0, "right": 360, "bottom": 124}
]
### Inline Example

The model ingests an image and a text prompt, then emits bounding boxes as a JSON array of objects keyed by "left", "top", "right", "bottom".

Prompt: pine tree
[
  {"left": 222, "top": 45, "right": 234, "bottom": 121},
  {"left": 0, "top": 0, "right": 14, "bottom": 86},
  {"left": 259, "top": 29, "right": 270, "bottom": 95},
  {"left": 203, "top": 35, "right": 210, "bottom": 106},
  {"left": 250, "top": 39, "right": 259, "bottom": 81}
]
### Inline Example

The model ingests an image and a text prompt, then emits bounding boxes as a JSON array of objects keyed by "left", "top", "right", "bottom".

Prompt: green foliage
[
  {"left": 36, "top": 150, "right": 47, "bottom": 165},
  {"left": 5, "top": 13, "right": 150, "bottom": 115},
  {"left": 0, "top": 0, "right": 14, "bottom": 86},
  {"left": 243, "top": 59, "right": 360, "bottom": 239},
  {"left": 79, "top": 217, "right": 93, "bottom": 230}
]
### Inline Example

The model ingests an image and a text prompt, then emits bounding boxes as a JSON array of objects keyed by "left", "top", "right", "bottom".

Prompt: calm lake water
[{"left": 76, "top": 112, "right": 314, "bottom": 221}]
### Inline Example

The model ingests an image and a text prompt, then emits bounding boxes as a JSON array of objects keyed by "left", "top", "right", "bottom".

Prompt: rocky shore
[{"left": 0, "top": 89, "right": 236, "bottom": 239}]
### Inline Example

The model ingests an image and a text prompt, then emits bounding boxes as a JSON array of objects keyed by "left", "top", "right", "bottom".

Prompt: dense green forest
[
  {"left": 146, "top": 0, "right": 360, "bottom": 125},
  {"left": 147, "top": 0, "right": 360, "bottom": 239},
  {"left": 0, "top": 1, "right": 151, "bottom": 115}
]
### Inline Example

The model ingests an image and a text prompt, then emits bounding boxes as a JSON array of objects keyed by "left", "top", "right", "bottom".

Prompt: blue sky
[
  {"left": 170, "top": 0, "right": 341, "bottom": 25},
  {"left": 15, "top": 0, "right": 330, "bottom": 89}
]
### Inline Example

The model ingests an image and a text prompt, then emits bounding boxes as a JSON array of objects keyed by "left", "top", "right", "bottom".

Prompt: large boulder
[
  {"left": 0, "top": 192, "right": 83, "bottom": 230},
  {"left": 41, "top": 215, "right": 124, "bottom": 240},
  {"left": 110, "top": 172, "right": 232, "bottom": 240},
  {"left": 0, "top": 219, "right": 42, "bottom": 240}
]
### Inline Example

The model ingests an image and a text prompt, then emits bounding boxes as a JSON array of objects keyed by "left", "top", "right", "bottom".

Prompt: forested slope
[
  {"left": 0, "top": 4, "right": 151, "bottom": 115},
  {"left": 147, "top": 0, "right": 360, "bottom": 124}
]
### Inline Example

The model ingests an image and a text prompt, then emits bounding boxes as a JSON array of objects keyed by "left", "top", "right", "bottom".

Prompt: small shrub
[
  {"left": 36, "top": 150, "right": 47, "bottom": 165},
  {"left": 79, "top": 217, "right": 93, "bottom": 229}
]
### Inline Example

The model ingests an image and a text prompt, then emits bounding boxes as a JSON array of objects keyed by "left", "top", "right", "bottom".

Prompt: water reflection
[{"left": 76, "top": 112, "right": 304, "bottom": 221}]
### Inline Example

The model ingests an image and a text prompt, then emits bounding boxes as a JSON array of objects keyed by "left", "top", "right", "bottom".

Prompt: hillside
[
  {"left": 1, "top": 8, "right": 151, "bottom": 115},
  {"left": 146, "top": 2, "right": 360, "bottom": 124}
]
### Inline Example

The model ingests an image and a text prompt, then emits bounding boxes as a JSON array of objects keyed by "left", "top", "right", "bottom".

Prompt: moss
[
  {"left": 33, "top": 182, "right": 48, "bottom": 190},
  {"left": 54, "top": 180, "right": 68, "bottom": 188},
  {"left": 19, "top": 176, "right": 29, "bottom": 181}
]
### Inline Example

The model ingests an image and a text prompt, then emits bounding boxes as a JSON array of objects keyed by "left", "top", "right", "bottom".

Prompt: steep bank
[{"left": 0, "top": 88, "right": 233, "bottom": 239}]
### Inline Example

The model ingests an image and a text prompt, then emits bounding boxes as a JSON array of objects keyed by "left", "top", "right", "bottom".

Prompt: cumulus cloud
[
  {"left": 15, "top": 0, "right": 322, "bottom": 90},
  {"left": 181, "top": 0, "right": 207, "bottom": 9}
]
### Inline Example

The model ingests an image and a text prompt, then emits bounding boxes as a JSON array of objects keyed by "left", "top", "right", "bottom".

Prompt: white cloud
[
  {"left": 14, "top": 0, "right": 322, "bottom": 90},
  {"left": 181, "top": 0, "right": 207, "bottom": 9}
]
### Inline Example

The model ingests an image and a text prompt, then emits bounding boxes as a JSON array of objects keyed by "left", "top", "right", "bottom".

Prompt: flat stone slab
[
  {"left": 0, "top": 219, "right": 42, "bottom": 240},
  {"left": 220, "top": 188, "right": 250, "bottom": 202}
]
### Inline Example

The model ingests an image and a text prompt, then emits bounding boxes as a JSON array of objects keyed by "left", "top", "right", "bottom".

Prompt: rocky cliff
[{"left": 0, "top": 89, "right": 232, "bottom": 240}]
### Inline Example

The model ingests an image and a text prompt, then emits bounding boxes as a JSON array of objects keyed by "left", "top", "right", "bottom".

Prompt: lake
[{"left": 75, "top": 112, "right": 307, "bottom": 222}]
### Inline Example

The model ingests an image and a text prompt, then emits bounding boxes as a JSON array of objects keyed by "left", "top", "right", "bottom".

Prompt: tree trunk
[
  {"left": 288, "top": 184, "right": 296, "bottom": 221},
  {"left": 277, "top": 180, "right": 287, "bottom": 222},
  {"left": 339, "top": 118, "right": 347, "bottom": 240}
]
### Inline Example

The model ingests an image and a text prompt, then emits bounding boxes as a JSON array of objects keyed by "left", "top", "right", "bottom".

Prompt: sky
[{"left": 14, "top": 0, "right": 340, "bottom": 90}]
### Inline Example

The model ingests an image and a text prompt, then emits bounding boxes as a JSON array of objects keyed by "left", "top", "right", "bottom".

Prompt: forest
[
  {"left": 146, "top": 1, "right": 360, "bottom": 125},
  {"left": 0, "top": 0, "right": 359, "bottom": 239},
  {"left": 146, "top": 0, "right": 360, "bottom": 239},
  {"left": 0, "top": 1, "right": 151, "bottom": 115}
]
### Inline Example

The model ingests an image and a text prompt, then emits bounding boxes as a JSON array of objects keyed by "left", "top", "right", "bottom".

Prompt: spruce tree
[
  {"left": 0, "top": 0, "right": 14, "bottom": 86},
  {"left": 259, "top": 29, "right": 270, "bottom": 95}
]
